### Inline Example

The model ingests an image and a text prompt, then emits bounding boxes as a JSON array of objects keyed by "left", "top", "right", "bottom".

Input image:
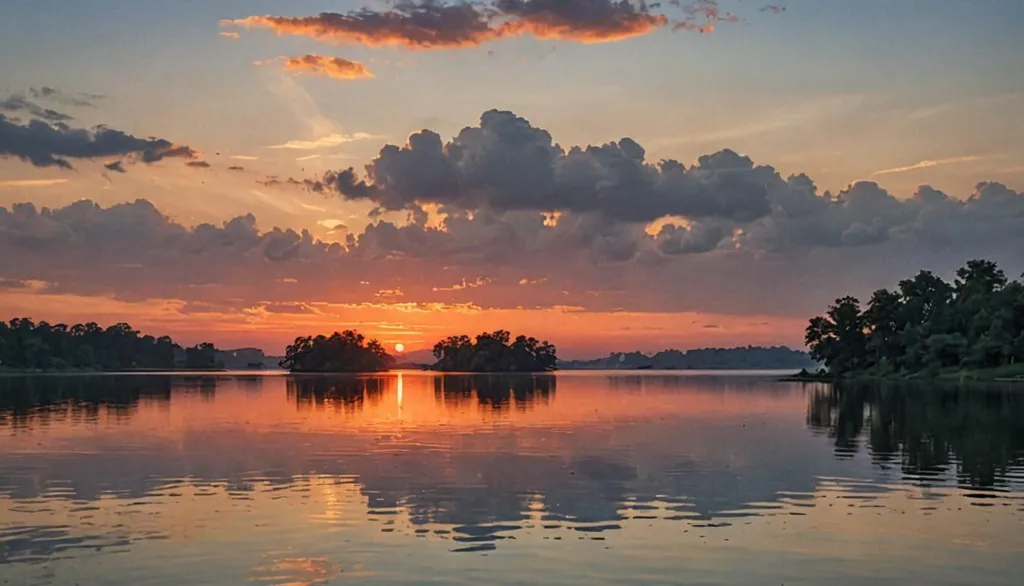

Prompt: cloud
[
  {"left": 872, "top": 155, "right": 984, "bottom": 176},
  {"left": 220, "top": 31, "right": 241, "bottom": 39},
  {"left": 273, "top": 54, "right": 374, "bottom": 80},
  {"left": 307, "top": 109, "right": 774, "bottom": 223},
  {"left": 186, "top": 160, "right": 212, "bottom": 168},
  {"left": 0, "top": 114, "right": 197, "bottom": 170},
  {"left": 231, "top": 155, "right": 260, "bottom": 161},
  {"left": 227, "top": 165, "right": 245, "bottom": 172},
  {"left": 0, "top": 93, "right": 74, "bottom": 123},
  {"left": 104, "top": 161, "right": 126, "bottom": 173},
  {"left": 268, "top": 132, "right": 379, "bottom": 150},
  {"left": 494, "top": 0, "right": 668, "bottom": 43},
  {"left": 2, "top": 148, "right": 1023, "bottom": 350},
  {"left": 222, "top": 0, "right": 682, "bottom": 51},
  {"left": 222, "top": 2, "right": 502, "bottom": 50},
  {"left": 0, "top": 179, "right": 69, "bottom": 189},
  {"left": 670, "top": 0, "right": 739, "bottom": 34},
  {"left": 29, "top": 87, "right": 105, "bottom": 108}
]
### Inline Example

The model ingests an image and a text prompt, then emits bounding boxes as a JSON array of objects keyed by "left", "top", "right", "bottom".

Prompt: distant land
[
  {"left": 213, "top": 348, "right": 284, "bottom": 370},
  {"left": 559, "top": 347, "right": 819, "bottom": 371}
]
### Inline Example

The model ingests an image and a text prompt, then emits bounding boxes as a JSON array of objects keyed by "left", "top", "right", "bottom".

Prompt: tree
[
  {"left": 431, "top": 331, "right": 558, "bottom": 372},
  {"left": 280, "top": 330, "right": 393, "bottom": 373},
  {"left": 805, "top": 296, "right": 866, "bottom": 375},
  {"left": 0, "top": 317, "right": 204, "bottom": 371},
  {"left": 805, "top": 259, "right": 1024, "bottom": 377}
]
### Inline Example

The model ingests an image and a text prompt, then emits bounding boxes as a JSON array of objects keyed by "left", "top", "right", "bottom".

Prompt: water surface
[{"left": 1, "top": 372, "right": 1022, "bottom": 585}]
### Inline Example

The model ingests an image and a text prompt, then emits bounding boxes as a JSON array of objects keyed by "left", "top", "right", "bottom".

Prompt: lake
[{"left": 1, "top": 371, "right": 1022, "bottom": 585}]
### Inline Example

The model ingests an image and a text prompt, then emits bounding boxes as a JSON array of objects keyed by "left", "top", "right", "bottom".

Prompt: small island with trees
[
  {"left": 431, "top": 330, "right": 557, "bottom": 372},
  {"left": 279, "top": 329, "right": 557, "bottom": 373},
  {"left": 280, "top": 331, "right": 395, "bottom": 373},
  {"left": 801, "top": 260, "right": 1024, "bottom": 382}
]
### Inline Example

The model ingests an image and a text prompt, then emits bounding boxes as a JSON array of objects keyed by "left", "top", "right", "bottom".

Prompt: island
[
  {"left": 803, "top": 259, "right": 1024, "bottom": 381},
  {"left": 431, "top": 330, "right": 557, "bottom": 372},
  {"left": 280, "top": 331, "right": 395, "bottom": 373}
]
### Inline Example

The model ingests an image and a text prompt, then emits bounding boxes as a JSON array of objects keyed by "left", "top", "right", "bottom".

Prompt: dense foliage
[
  {"left": 432, "top": 330, "right": 558, "bottom": 372},
  {"left": 280, "top": 331, "right": 394, "bottom": 372},
  {"left": 561, "top": 346, "right": 817, "bottom": 370},
  {"left": 806, "top": 260, "right": 1024, "bottom": 377},
  {"left": 0, "top": 318, "right": 221, "bottom": 371}
]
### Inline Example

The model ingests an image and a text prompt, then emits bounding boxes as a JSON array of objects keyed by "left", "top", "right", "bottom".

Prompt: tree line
[
  {"left": 806, "top": 260, "right": 1024, "bottom": 378},
  {"left": 0, "top": 318, "right": 223, "bottom": 372},
  {"left": 280, "top": 329, "right": 557, "bottom": 373}
]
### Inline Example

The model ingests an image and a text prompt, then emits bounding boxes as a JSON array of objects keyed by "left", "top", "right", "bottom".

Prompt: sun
[{"left": 394, "top": 343, "right": 405, "bottom": 354}]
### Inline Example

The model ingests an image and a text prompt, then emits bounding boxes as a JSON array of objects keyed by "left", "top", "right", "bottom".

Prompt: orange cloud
[
  {"left": 495, "top": 0, "right": 668, "bottom": 43},
  {"left": 221, "top": 1, "right": 674, "bottom": 50},
  {"left": 223, "top": 7, "right": 502, "bottom": 50},
  {"left": 279, "top": 54, "right": 374, "bottom": 80}
]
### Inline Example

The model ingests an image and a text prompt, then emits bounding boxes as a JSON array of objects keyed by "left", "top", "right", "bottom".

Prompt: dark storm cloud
[
  {"left": 0, "top": 114, "right": 197, "bottom": 170},
  {"left": 309, "top": 109, "right": 773, "bottom": 223}
]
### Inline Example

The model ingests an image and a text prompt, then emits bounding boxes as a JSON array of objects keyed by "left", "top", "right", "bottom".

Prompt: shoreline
[{"left": 781, "top": 367, "right": 1024, "bottom": 384}]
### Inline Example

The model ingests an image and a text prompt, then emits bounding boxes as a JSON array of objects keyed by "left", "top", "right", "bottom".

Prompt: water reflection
[
  {"left": 288, "top": 375, "right": 387, "bottom": 412},
  {"left": 806, "top": 381, "right": 1024, "bottom": 489},
  {"left": 433, "top": 374, "right": 556, "bottom": 411},
  {"left": 0, "top": 373, "right": 1022, "bottom": 585}
]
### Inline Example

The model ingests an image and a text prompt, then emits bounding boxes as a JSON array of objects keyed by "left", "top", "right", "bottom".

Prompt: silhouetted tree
[
  {"left": 806, "top": 260, "right": 1024, "bottom": 376},
  {"left": 432, "top": 331, "right": 557, "bottom": 372},
  {"left": 0, "top": 317, "right": 193, "bottom": 371},
  {"left": 280, "top": 330, "right": 394, "bottom": 372}
]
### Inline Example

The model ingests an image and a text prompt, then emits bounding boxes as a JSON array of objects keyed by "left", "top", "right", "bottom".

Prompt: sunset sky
[{"left": 1, "top": 0, "right": 1023, "bottom": 357}]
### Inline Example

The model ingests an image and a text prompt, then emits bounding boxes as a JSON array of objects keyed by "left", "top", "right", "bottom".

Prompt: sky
[{"left": 1, "top": 0, "right": 1023, "bottom": 357}]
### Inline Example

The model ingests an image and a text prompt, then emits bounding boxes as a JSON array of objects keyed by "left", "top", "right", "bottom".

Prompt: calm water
[{"left": 1, "top": 372, "right": 1022, "bottom": 586}]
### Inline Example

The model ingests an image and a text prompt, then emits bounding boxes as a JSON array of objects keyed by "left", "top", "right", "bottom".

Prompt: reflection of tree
[
  {"left": 432, "top": 375, "right": 556, "bottom": 412},
  {"left": 0, "top": 375, "right": 172, "bottom": 427},
  {"left": 807, "top": 382, "right": 1024, "bottom": 487},
  {"left": 287, "top": 376, "right": 387, "bottom": 413}
]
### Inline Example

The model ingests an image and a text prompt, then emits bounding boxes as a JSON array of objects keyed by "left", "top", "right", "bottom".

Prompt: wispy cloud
[
  {"left": 231, "top": 155, "right": 260, "bottom": 161},
  {"left": 0, "top": 178, "right": 69, "bottom": 188},
  {"left": 268, "top": 132, "right": 379, "bottom": 150},
  {"left": 872, "top": 155, "right": 983, "bottom": 176},
  {"left": 220, "top": 31, "right": 241, "bottom": 39}
]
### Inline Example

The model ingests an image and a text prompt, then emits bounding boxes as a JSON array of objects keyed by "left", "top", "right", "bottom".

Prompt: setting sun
[{"left": 394, "top": 343, "right": 405, "bottom": 354}]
